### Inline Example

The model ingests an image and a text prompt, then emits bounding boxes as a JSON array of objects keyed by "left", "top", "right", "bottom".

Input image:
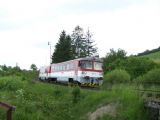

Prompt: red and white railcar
[{"left": 39, "top": 57, "right": 103, "bottom": 86}]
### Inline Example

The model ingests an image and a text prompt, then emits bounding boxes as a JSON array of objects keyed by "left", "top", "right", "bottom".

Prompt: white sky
[{"left": 0, "top": 0, "right": 160, "bottom": 69}]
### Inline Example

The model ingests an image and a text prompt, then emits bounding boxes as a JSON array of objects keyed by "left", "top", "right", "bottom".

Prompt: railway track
[
  {"left": 39, "top": 80, "right": 101, "bottom": 90},
  {"left": 135, "top": 89, "right": 160, "bottom": 120},
  {"left": 135, "top": 89, "right": 160, "bottom": 99}
]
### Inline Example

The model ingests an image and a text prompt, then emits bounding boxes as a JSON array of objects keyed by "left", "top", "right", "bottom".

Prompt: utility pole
[{"left": 48, "top": 42, "right": 51, "bottom": 64}]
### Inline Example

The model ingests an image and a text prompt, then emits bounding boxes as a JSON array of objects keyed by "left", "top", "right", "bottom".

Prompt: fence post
[{"left": 0, "top": 101, "right": 16, "bottom": 120}]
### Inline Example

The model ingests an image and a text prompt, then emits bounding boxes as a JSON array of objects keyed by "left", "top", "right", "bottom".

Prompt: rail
[
  {"left": 0, "top": 101, "right": 16, "bottom": 120},
  {"left": 135, "top": 89, "right": 160, "bottom": 120}
]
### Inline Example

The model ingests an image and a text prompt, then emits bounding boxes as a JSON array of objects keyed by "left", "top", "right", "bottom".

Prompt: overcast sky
[{"left": 0, "top": 0, "right": 160, "bottom": 69}]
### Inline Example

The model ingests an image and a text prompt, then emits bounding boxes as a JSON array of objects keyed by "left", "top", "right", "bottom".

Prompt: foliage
[
  {"left": 72, "top": 87, "right": 81, "bottom": 103},
  {"left": 71, "top": 26, "right": 86, "bottom": 58},
  {"left": 85, "top": 28, "right": 97, "bottom": 56},
  {"left": 0, "top": 65, "right": 21, "bottom": 76},
  {"left": 96, "top": 86, "right": 149, "bottom": 120},
  {"left": 124, "top": 57, "right": 157, "bottom": 79},
  {"left": 30, "top": 64, "right": 37, "bottom": 71},
  {"left": 104, "top": 69, "right": 131, "bottom": 84},
  {"left": 52, "top": 30, "right": 74, "bottom": 63},
  {"left": 51, "top": 26, "right": 98, "bottom": 62},
  {"left": 135, "top": 68, "right": 160, "bottom": 84},
  {"left": 103, "top": 49, "right": 157, "bottom": 79},
  {"left": 137, "top": 46, "right": 160, "bottom": 56},
  {"left": 0, "top": 74, "right": 149, "bottom": 120},
  {"left": 139, "top": 51, "right": 160, "bottom": 64},
  {"left": 114, "top": 86, "right": 149, "bottom": 120},
  {"left": 0, "top": 77, "right": 25, "bottom": 91},
  {"left": 71, "top": 25, "right": 98, "bottom": 58},
  {"left": 103, "top": 49, "right": 127, "bottom": 74}
]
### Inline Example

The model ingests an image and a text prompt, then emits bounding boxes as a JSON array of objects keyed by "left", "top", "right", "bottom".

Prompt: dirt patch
[{"left": 88, "top": 104, "right": 116, "bottom": 120}]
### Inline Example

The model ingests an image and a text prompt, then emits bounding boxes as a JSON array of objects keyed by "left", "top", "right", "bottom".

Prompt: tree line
[
  {"left": 0, "top": 64, "right": 37, "bottom": 77},
  {"left": 103, "top": 49, "right": 160, "bottom": 84},
  {"left": 52, "top": 26, "right": 97, "bottom": 63},
  {"left": 137, "top": 46, "right": 160, "bottom": 56}
]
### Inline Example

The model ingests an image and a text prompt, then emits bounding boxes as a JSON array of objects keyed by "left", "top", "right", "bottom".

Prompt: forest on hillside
[{"left": 137, "top": 46, "right": 160, "bottom": 56}]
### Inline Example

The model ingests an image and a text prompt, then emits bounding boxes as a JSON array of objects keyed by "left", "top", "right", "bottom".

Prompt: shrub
[
  {"left": 103, "top": 49, "right": 127, "bottom": 74},
  {"left": 103, "top": 55, "right": 157, "bottom": 80},
  {"left": 124, "top": 57, "right": 157, "bottom": 79},
  {"left": 144, "top": 69, "right": 160, "bottom": 82},
  {"left": 104, "top": 69, "right": 131, "bottom": 84},
  {"left": 72, "top": 87, "right": 81, "bottom": 103},
  {"left": 136, "top": 68, "right": 160, "bottom": 84},
  {"left": 0, "top": 77, "right": 25, "bottom": 91}
]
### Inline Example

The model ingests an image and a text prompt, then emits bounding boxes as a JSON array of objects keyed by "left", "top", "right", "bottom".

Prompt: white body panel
[
  {"left": 49, "top": 71, "right": 76, "bottom": 82},
  {"left": 48, "top": 70, "right": 103, "bottom": 85}
]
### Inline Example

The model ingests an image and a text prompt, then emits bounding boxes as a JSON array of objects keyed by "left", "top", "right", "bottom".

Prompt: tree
[
  {"left": 30, "top": 64, "right": 37, "bottom": 71},
  {"left": 71, "top": 26, "right": 98, "bottom": 58},
  {"left": 71, "top": 26, "right": 86, "bottom": 58},
  {"left": 85, "top": 28, "right": 97, "bottom": 56},
  {"left": 124, "top": 57, "right": 157, "bottom": 79},
  {"left": 103, "top": 49, "right": 127, "bottom": 74},
  {"left": 52, "top": 30, "right": 74, "bottom": 63},
  {"left": 52, "top": 26, "right": 98, "bottom": 62},
  {"left": 0, "top": 64, "right": 8, "bottom": 71}
]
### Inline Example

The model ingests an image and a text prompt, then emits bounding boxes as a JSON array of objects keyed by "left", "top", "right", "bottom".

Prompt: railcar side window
[
  {"left": 55, "top": 66, "right": 57, "bottom": 71},
  {"left": 80, "top": 61, "right": 92, "bottom": 69},
  {"left": 66, "top": 64, "right": 69, "bottom": 70},
  {"left": 69, "top": 63, "right": 73, "bottom": 69},
  {"left": 62, "top": 65, "right": 65, "bottom": 71}
]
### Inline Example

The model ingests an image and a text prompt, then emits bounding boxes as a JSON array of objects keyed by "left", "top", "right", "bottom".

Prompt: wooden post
[{"left": 0, "top": 101, "right": 16, "bottom": 120}]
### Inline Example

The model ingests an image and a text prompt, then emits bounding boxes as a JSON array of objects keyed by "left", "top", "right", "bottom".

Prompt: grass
[
  {"left": 140, "top": 51, "right": 160, "bottom": 64},
  {"left": 0, "top": 75, "right": 149, "bottom": 120}
]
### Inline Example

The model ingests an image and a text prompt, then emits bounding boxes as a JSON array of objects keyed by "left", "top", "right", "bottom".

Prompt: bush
[
  {"left": 103, "top": 49, "right": 127, "bottom": 74},
  {"left": 72, "top": 87, "right": 81, "bottom": 103},
  {"left": 0, "top": 77, "right": 25, "bottom": 91},
  {"left": 104, "top": 69, "right": 131, "bottom": 84},
  {"left": 124, "top": 57, "right": 157, "bottom": 79},
  {"left": 135, "top": 68, "right": 160, "bottom": 84},
  {"left": 145, "top": 68, "right": 160, "bottom": 82},
  {"left": 103, "top": 55, "right": 157, "bottom": 80}
]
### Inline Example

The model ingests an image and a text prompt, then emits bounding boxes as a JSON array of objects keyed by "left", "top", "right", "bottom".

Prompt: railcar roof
[
  {"left": 51, "top": 57, "right": 103, "bottom": 65},
  {"left": 77, "top": 57, "right": 102, "bottom": 62},
  {"left": 39, "top": 57, "right": 103, "bottom": 69}
]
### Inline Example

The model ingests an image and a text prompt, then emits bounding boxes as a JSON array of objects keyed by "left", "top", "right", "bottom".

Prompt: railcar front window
[
  {"left": 80, "top": 61, "right": 92, "bottom": 69},
  {"left": 94, "top": 62, "right": 102, "bottom": 70}
]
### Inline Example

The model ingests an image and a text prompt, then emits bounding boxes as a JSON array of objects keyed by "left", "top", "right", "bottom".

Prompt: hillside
[
  {"left": 140, "top": 51, "right": 160, "bottom": 63},
  {"left": 137, "top": 47, "right": 160, "bottom": 56},
  {"left": 0, "top": 75, "right": 149, "bottom": 120}
]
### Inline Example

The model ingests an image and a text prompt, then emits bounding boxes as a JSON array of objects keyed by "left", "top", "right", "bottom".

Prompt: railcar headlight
[{"left": 98, "top": 77, "right": 103, "bottom": 80}]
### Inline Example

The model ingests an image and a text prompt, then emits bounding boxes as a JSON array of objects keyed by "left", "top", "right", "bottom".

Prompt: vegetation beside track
[{"left": 0, "top": 73, "right": 150, "bottom": 120}]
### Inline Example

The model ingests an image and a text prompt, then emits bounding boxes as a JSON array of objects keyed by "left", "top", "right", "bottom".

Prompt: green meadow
[
  {"left": 140, "top": 51, "right": 160, "bottom": 64},
  {"left": 0, "top": 74, "right": 149, "bottom": 120}
]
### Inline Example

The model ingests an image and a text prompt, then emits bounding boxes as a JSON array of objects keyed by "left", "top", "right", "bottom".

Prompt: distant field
[{"left": 140, "top": 51, "right": 160, "bottom": 63}]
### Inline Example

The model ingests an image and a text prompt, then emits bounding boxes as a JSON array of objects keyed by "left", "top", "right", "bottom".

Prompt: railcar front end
[{"left": 77, "top": 59, "right": 103, "bottom": 87}]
